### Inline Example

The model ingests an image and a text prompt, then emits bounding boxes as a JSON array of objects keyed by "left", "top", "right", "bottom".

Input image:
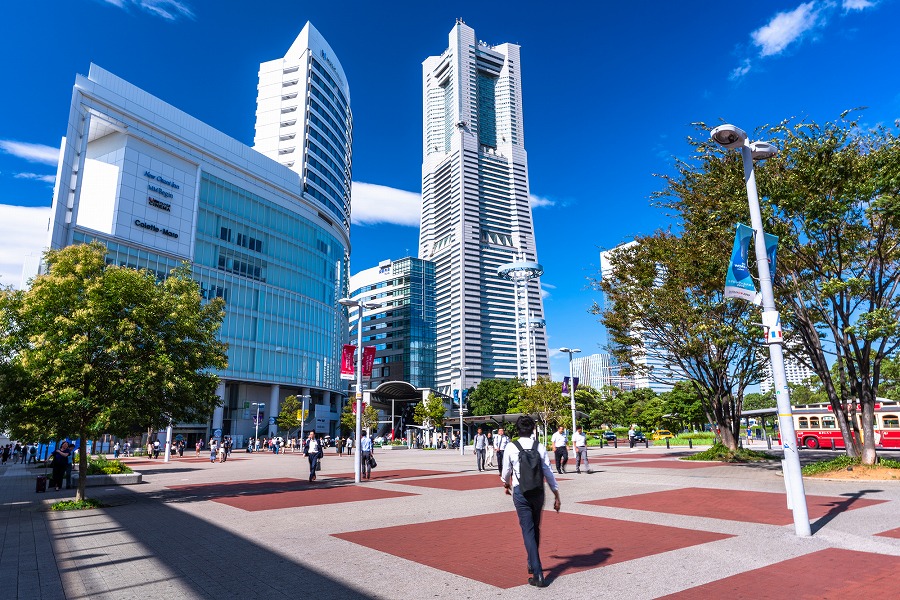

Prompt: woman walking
[
  {"left": 50, "top": 442, "right": 72, "bottom": 491},
  {"left": 485, "top": 431, "right": 496, "bottom": 468}
]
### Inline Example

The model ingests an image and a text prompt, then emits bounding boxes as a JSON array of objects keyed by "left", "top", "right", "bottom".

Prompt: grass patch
[
  {"left": 652, "top": 434, "right": 716, "bottom": 446},
  {"left": 50, "top": 498, "right": 104, "bottom": 511},
  {"left": 802, "top": 455, "right": 900, "bottom": 476},
  {"left": 682, "top": 443, "right": 774, "bottom": 462}
]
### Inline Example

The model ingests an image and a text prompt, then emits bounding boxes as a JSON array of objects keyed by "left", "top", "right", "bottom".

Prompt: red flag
[
  {"left": 341, "top": 344, "right": 356, "bottom": 379},
  {"left": 362, "top": 346, "right": 376, "bottom": 377}
]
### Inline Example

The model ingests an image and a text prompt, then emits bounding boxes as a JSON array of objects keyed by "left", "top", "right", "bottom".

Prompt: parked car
[
  {"left": 602, "top": 431, "right": 617, "bottom": 441},
  {"left": 651, "top": 430, "right": 675, "bottom": 440},
  {"left": 632, "top": 432, "right": 647, "bottom": 443}
]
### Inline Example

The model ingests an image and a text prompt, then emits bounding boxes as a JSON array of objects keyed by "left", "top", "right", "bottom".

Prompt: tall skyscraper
[
  {"left": 419, "top": 20, "right": 549, "bottom": 391},
  {"left": 254, "top": 22, "right": 352, "bottom": 234}
]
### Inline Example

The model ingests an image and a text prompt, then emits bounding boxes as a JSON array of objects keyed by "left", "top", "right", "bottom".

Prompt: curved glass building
[{"left": 47, "top": 22, "right": 352, "bottom": 446}]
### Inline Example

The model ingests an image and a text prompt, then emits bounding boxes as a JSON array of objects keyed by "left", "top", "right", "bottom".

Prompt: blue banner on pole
[
  {"left": 725, "top": 223, "right": 757, "bottom": 302},
  {"left": 764, "top": 232, "right": 778, "bottom": 278},
  {"left": 562, "top": 377, "right": 569, "bottom": 395}
]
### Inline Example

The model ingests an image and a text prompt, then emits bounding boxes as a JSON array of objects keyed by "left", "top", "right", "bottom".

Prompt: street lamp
[
  {"left": 559, "top": 348, "right": 581, "bottom": 436},
  {"left": 339, "top": 297, "right": 383, "bottom": 484},
  {"left": 451, "top": 367, "right": 468, "bottom": 456},
  {"left": 252, "top": 402, "right": 265, "bottom": 452},
  {"left": 710, "top": 123, "right": 811, "bottom": 537}
]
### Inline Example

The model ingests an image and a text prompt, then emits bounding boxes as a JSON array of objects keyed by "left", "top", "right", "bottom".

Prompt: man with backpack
[{"left": 500, "top": 415, "right": 561, "bottom": 588}]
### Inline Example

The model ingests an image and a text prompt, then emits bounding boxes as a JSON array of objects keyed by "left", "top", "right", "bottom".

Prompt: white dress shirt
[
  {"left": 572, "top": 431, "right": 587, "bottom": 448},
  {"left": 500, "top": 437, "right": 559, "bottom": 492},
  {"left": 494, "top": 435, "right": 509, "bottom": 451},
  {"left": 550, "top": 431, "right": 567, "bottom": 449}
]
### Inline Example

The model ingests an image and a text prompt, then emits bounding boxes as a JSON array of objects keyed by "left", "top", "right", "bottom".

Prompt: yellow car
[{"left": 651, "top": 430, "right": 675, "bottom": 440}]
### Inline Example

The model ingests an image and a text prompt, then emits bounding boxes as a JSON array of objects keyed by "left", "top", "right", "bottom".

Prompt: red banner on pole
[
  {"left": 362, "top": 346, "right": 376, "bottom": 377},
  {"left": 341, "top": 344, "right": 356, "bottom": 380}
]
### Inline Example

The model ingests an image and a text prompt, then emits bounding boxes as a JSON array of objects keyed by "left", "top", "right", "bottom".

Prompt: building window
[{"left": 220, "top": 227, "right": 232, "bottom": 242}]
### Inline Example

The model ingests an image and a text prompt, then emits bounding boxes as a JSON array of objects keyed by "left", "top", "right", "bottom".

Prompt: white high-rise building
[
  {"left": 760, "top": 355, "right": 815, "bottom": 394},
  {"left": 254, "top": 22, "right": 352, "bottom": 234},
  {"left": 419, "top": 19, "right": 549, "bottom": 392}
]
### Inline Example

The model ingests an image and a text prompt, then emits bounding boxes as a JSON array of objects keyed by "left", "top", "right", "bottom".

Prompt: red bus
[{"left": 792, "top": 401, "right": 900, "bottom": 450}]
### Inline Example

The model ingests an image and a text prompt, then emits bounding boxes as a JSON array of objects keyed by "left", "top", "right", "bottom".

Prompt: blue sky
[{"left": 1, "top": 0, "right": 899, "bottom": 380}]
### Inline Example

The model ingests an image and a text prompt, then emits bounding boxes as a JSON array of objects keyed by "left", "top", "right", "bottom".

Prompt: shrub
[
  {"left": 51, "top": 498, "right": 103, "bottom": 511},
  {"left": 802, "top": 455, "right": 900, "bottom": 475},
  {"left": 682, "top": 443, "right": 774, "bottom": 462},
  {"left": 86, "top": 456, "right": 133, "bottom": 475}
]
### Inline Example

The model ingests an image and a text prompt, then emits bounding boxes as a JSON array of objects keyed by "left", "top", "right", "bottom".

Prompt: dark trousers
[
  {"left": 496, "top": 450, "right": 504, "bottom": 475},
  {"left": 554, "top": 447, "right": 568, "bottom": 472},
  {"left": 475, "top": 448, "right": 486, "bottom": 471},
  {"left": 307, "top": 453, "right": 319, "bottom": 480},
  {"left": 513, "top": 486, "right": 545, "bottom": 574},
  {"left": 51, "top": 466, "right": 66, "bottom": 490},
  {"left": 361, "top": 451, "right": 371, "bottom": 479}
]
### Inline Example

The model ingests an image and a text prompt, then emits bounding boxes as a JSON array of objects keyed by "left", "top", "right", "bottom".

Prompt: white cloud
[
  {"left": 843, "top": 0, "right": 875, "bottom": 10},
  {"left": 730, "top": 58, "right": 752, "bottom": 81},
  {"left": 0, "top": 140, "right": 60, "bottom": 166},
  {"left": 751, "top": 2, "right": 821, "bottom": 57},
  {"left": 101, "top": 0, "right": 195, "bottom": 21},
  {"left": 0, "top": 205, "right": 51, "bottom": 289},
  {"left": 529, "top": 193, "right": 555, "bottom": 208},
  {"left": 351, "top": 181, "right": 421, "bottom": 226},
  {"left": 15, "top": 172, "right": 56, "bottom": 184},
  {"left": 540, "top": 282, "right": 555, "bottom": 300}
]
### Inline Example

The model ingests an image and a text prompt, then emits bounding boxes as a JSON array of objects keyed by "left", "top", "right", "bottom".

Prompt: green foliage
[
  {"left": 50, "top": 498, "right": 104, "bottom": 511},
  {"left": 0, "top": 242, "right": 227, "bottom": 501},
  {"left": 467, "top": 378, "right": 523, "bottom": 416},
  {"left": 509, "top": 376, "right": 567, "bottom": 438},
  {"left": 86, "top": 456, "right": 133, "bottom": 475},
  {"left": 681, "top": 443, "right": 774, "bottom": 462},
  {"left": 340, "top": 401, "right": 379, "bottom": 434},
  {"left": 879, "top": 457, "right": 900, "bottom": 469},
  {"left": 742, "top": 391, "right": 775, "bottom": 411},
  {"left": 801, "top": 455, "right": 860, "bottom": 475},
  {"left": 277, "top": 395, "right": 307, "bottom": 433},
  {"left": 414, "top": 393, "right": 446, "bottom": 430}
]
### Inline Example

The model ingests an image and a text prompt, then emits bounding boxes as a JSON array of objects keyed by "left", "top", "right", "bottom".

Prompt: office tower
[
  {"left": 760, "top": 354, "right": 815, "bottom": 394},
  {"left": 419, "top": 19, "right": 549, "bottom": 391},
  {"left": 347, "top": 257, "right": 437, "bottom": 390},
  {"left": 254, "top": 22, "right": 352, "bottom": 233},
  {"left": 47, "top": 57, "right": 350, "bottom": 444}
]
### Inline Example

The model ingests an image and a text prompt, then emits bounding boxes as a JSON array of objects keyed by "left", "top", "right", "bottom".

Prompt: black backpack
[{"left": 512, "top": 440, "right": 544, "bottom": 494}]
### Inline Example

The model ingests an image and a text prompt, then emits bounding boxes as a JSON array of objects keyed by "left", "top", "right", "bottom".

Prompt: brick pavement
[{"left": 1, "top": 446, "right": 899, "bottom": 599}]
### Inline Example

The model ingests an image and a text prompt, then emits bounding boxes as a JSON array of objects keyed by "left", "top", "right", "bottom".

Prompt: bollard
[
  {"left": 666, "top": 439, "right": 670, "bottom": 449},
  {"left": 614, "top": 439, "right": 617, "bottom": 449},
  {"left": 689, "top": 439, "right": 693, "bottom": 449},
  {"left": 645, "top": 438, "right": 649, "bottom": 449},
  {"left": 766, "top": 435, "right": 772, "bottom": 450},
  {"left": 830, "top": 438, "right": 835, "bottom": 451}
]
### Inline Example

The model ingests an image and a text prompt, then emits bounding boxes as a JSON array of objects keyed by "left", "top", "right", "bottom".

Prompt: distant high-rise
[
  {"left": 419, "top": 19, "right": 549, "bottom": 391},
  {"left": 760, "top": 355, "right": 815, "bottom": 394},
  {"left": 254, "top": 22, "right": 352, "bottom": 233}
]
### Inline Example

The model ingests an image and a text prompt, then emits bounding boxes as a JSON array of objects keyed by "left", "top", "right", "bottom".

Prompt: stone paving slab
[
  {"left": 213, "top": 485, "right": 419, "bottom": 511},
  {"left": 334, "top": 511, "right": 732, "bottom": 588},
  {"left": 658, "top": 548, "right": 900, "bottom": 598},
  {"left": 583, "top": 487, "right": 888, "bottom": 525}
]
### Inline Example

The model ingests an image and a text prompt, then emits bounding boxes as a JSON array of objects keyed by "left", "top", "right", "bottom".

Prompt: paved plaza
[{"left": 2, "top": 445, "right": 899, "bottom": 599}]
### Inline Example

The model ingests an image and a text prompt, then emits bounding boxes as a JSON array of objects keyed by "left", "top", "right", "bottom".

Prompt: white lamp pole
[
  {"left": 710, "top": 124, "right": 811, "bottom": 537},
  {"left": 560, "top": 348, "right": 581, "bottom": 434},
  {"left": 339, "top": 298, "right": 381, "bottom": 484},
  {"left": 252, "top": 402, "right": 264, "bottom": 451}
]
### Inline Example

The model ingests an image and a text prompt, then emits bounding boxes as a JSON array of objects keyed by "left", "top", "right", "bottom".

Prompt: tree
[
  {"left": 591, "top": 233, "right": 767, "bottom": 450},
  {"left": 0, "top": 243, "right": 227, "bottom": 501},
  {"left": 467, "top": 378, "right": 523, "bottom": 416},
  {"left": 879, "top": 356, "right": 900, "bottom": 401},
  {"left": 413, "top": 393, "right": 446, "bottom": 435},
  {"left": 509, "top": 377, "right": 568, "bottom": 443},
  {"left": 656, "top": 116, "right": 900, "bottom": 463},
  {"left": 277, "top": 395, "right": 308, "bottom": 436},
  {"left": 340, "top": 402, "right": 379, "bottom": 436},
  {"left": 742, "top": 391, "right": 775, "bottom": 411},
  {"left": 660, "top": 381, "right": 706, "bottom": 431}
]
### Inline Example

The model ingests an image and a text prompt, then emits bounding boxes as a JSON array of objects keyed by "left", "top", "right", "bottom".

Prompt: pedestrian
[
  {"left": 336, "top": 437, "right": 344, "bottom": 456},
  {"left": 209, "top": 439, "right": 218, "bottom": 463},
  {"left": 113, "top": 442, "right": 120, "bottom": 459},
  {"left": 572, "top": 426, "right": 593, "bottom": 474},
  {"left": 346, "top": 437, "right": 353, "bottom": 456},
  {"left": 500, "top": 415, "right": 560, "bottom": 588},
  {"left": 495, "top": 428, "right": 509, "bottom": 475},
  {"left": 195, "top": 439, "right": 202, "bottom": 457},
  {"left": 485, "top": 431, "right": 496, "bottom": 468},
  {"left": 178, "top": 440, "right": 185, "bottom": 457},
  {"left": 628, "top": 425, "right": 636, "bottom": 450},
  {"left": 360, "top": 431, "right": 373, "bottom": 480},
  {"left": 124, "top": 442, "right": 131, "bottom": 457},
  {"left": 473, "top": 428, "right": 488, "bottom": 471},
  {"left": 550, "top": 426, "right": 568, "bottom": 474},
  {"left": 147, "top": 440, "right": 154, "bottom": 458},
  {"left": 50, "top": 441, "right": 72, "bottom": 491},
  {"left": 29, "top": 444, "right": 37, "bottom": 463},
  {"left": 303, "top": 431, "right": 321, "bottom": 482},
  {"left": 1, "top": 444, "right": 10, "bottom": 465},
  {"left": 153, "top": 439, "right": 161, "bottom": 459},
  {"left": 218, "top": 442, "right": 226, "bottom": 463}
]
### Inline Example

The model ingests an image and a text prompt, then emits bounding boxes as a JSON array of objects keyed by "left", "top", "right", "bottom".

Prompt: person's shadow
[
  {"left": 545, "top": 546, "right": 613, "bottom": 582},
  {"left": 811, "top": 489, "right": 883, "bottom": 534}
]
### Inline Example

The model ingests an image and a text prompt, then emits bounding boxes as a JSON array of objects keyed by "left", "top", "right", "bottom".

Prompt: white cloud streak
[
  {"left": 843, "top": 0, "right": 875, "bottom": 10},
  {"left": 351, "top": 182, "right": 421, "bottom": 226},
  {"left": 101, "top": 0, "right": 195, "bottom": 21},
  {"left": 529, "top": 193, "right": 555, "bottom": 208},
  {"left": 15, "top": 172, "right": 56, "bottom": 184},
  {"left": 730, "top": 59, "right": 752, "bottom": 81},
  {"left": 0, "top": 205, "right": 51, "bottom": 289},
  {"left": 0, "top": 140, "right": 60, "bottom": 165},
  {"left": 751, "top": 2, "right": 820, "bottom": 57}
]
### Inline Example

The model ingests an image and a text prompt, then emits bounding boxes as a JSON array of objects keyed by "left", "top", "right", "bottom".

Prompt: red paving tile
[
  {"left": 393, "top": 473, "right": 503, "bottom": 491},
  {"left": 583, "top": 487, "right": 887, "bottom": 525},
  {"left": 659, "top": 548, "right": 900, "bottom": 599},
  {"left": 333, "top": 512, "right": 731, "bottom": 588},
  {"left": 603, "top": 459, "right": 722, "bottom": 469},
  {"left": 875, "top": 526, "right": 900, "bottom": 539},
  {"left": 213, "top": 486, "right": 418, "bottom": 511},
  {"left": 325, "top": 469, "right": 452, "bottom": 481},
  {"left": 167, "top": 477, "right": 307, "bottom": 496}
]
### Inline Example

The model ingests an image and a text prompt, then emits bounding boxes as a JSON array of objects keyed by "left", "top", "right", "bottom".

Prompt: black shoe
[
  {"left": 528, "top": 575, "right": 546, "bottom": 588},
  {"left": 527, "top": 567, "right": 533, "bottom": 575},
  {"left": 576, "top": 470, "right": 581, "bottom": 474}
]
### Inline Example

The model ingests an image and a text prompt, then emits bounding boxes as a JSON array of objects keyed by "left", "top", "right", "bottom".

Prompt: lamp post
[
  {"left": 339, "top": 297, "right": 382, "bottom": 484},
  {"left": 710, "top": 123, "right": 811, "bottom": 537},
  {"left": 559, "top": 348, "right": 581, "bottom": 435},
  {"left": 252, "top": 402, "right": 265, "bottom": 452}
]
